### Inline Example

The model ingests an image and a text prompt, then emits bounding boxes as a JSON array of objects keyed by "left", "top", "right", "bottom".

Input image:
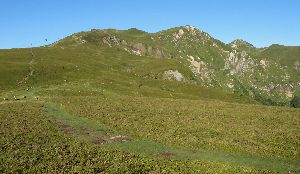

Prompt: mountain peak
[
  {"left": 127, "top": 28, "right": 147, "bottom": 33},
  {"left": 177, "top": 25, "right": 201, "bottom": 32},
  {"left": 229, "top": 39, "right": 255, "bottom": 49}
]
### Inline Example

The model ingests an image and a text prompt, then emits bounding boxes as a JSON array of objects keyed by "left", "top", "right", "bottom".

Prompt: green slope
[
  {"left": 0, "top": 45, "right": 256, "bottom": 104},
  {"left": 50, "top": 26, "right": 300, "bottom": 106}
]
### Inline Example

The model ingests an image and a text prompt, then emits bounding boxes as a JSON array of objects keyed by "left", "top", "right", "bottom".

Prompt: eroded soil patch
[
  {"left": 52, "top": 119, "right": 132, "bottom": 145},
  {"left": 57, "top": 122, "right": 74, "bottom": 134},
  {"left": 84, "top": 130, "right": 132, "bottom": 145},
  {"left": 157, "top": 151, "right": 176, "bottom": 158}
]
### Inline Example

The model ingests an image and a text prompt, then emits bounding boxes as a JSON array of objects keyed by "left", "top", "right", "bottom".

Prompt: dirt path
[{"left": 17, "top": 49, "right": 36, "bottom": 85}]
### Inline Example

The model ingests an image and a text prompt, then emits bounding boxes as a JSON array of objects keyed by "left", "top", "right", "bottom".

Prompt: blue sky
[{"left": 1, "top": 0, "right": 299, "bottom": 48}]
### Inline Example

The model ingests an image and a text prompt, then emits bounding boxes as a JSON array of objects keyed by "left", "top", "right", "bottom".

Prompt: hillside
[
  {"left": 1, "top": 26, "right": 300, "bottom": 173},
  {"left": 51, "top": 25, "right": 300, "bottom": 106}
]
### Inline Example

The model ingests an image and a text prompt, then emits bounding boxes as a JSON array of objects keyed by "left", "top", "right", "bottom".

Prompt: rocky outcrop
[
  {"left": 102, "top": 36, "right": 121, "bottom": 47},
  {"left": 163, "top": 70, "right": 185, "bottom": 81},
  {"left": 294, "top": 61, "right": 300, "bottom": 72},
  {"left": 102, "top": 35, "right": 170, "bottom": 58},
  {"left": 187, "top": 55, "right": 212, "bottom": 81},
  {"left": 125, "top": 43, "right": 169, "bottom": 58},
  {"left": 224, "top": 50, "right": 255, "bottom": 75},
  {"left": 229, "top": 39, "right": 255, "bottom": 50}
]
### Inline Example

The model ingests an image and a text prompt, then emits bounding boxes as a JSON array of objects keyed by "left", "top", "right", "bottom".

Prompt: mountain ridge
[{"left": 48, "top": 25, "right": 300, "bottom": 106}]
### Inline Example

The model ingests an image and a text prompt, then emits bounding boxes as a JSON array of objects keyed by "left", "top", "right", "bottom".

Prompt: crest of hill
[
  {"left": 259, "top": 44, "right": 300, "bottom": 68},
  {"left": 229, "top": 39, "right": 255, "bottom": 49}
]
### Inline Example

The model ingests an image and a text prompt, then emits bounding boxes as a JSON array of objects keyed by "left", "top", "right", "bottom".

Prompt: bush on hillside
[{"left": 290, "top": 90, "right": 300, "bottom": 108}]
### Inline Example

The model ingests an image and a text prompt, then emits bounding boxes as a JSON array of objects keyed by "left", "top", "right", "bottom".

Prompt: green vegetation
[
  {"left": 52, "top": 26, "right": 300, "bottom": 106},
  {"left": 1, "top": 26, "right": 300, "bottom": 173},
  {"left": 291, "top": 90, "right": 300, "bottom": 108},
  {"left": 4, "top": 102, "right": 260, "bottom": 173}
]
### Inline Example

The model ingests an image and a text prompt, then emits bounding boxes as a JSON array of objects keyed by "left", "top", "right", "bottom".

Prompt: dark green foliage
[
  {"left": 291, "top": 91, "right": 300, "bottom": 108},
  {"left": 233, "top": 78, "right": 250, "bottom": 96},
  {"left": 291, "top": 95, "right": 300, "bottom": 108},
  {"left": 252, "top": 90, "right": 286, "bottom": 106}
]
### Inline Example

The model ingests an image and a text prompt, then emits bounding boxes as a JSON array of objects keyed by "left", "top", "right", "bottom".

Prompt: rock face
[
  {"left": 102, "top": 35, "right": 169, "bottom": 58},
  {"left": 187, "top": 56, "right": 211, "bottom": 81},
  {"left": 163, "top": 70, "right": 185, "bottom": 81},
  {"left": 102, "top": 36, "right": 120, "bottom": 47},
  {"left": 129, "top": 43, "right": 167, "bottom": 58},
  {"left": 224, "top": 51, "right": 255, "bottom": 75}
]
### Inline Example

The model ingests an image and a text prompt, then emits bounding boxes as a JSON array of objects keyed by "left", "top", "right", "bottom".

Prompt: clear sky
[{"left": 1, "top": 0, "right": 299, "bottom": 48}]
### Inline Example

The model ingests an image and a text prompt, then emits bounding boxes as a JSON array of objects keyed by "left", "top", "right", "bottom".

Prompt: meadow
[{"left": 1, "top": 45, "right": 299, "bottom": 173}]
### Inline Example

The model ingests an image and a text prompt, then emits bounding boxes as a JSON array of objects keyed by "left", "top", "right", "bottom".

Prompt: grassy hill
[
  {"left": 1, "top": 26, "right": 300, "bottom": 173},
  {"left": 51, "top": 26, "right": 300, "bottom": 106},
  {"left": 259, "top": 44, "right": 300, "bottom": 70}
]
